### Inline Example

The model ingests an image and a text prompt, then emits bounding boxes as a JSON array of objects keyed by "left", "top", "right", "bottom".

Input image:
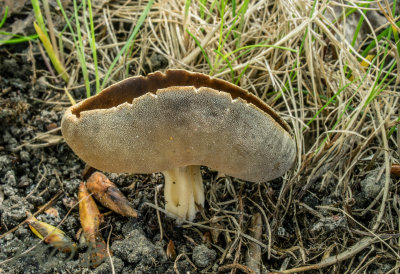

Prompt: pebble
[
  {"left": 360, "top": 169, "right": 385, "bottom": 199},
  {"left": 192, "top": 244, "right": 217, "bottom": 268}
]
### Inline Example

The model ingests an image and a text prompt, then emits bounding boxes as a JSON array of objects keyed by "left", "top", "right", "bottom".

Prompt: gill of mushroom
[{"left": 61, "top": 70, "right": 296, "bottom": 221}]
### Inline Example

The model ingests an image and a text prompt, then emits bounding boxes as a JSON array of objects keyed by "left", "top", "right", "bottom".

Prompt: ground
[{"left": 0, "top": 1, "right": 400, "bottom": 273}]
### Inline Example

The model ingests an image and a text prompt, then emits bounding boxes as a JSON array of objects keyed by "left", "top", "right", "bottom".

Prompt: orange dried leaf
[
  {"left": 78, "top": 182, "right": 102, "bottom": 244},
  {"left": 87, "top": 172, "right": 138, "bottom": 218},
  {"left": 392, "top": 164, "right": 400, "bottom": 177},
  {"left": 166, "top": 240, "right": 176, "bottom": 260},
  {"left": 44, "top": 207, "right": 59, "bottom": 218},
  {"left": 78, "top": 182, "right": 108, "bottom": 268},
  {"left": 202, "top": 231, "right": 212, "bottom": 245}
]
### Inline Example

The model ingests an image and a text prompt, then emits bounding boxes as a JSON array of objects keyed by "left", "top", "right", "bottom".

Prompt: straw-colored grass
[{"left": 30, "top": 0, "right": 400, "bottom": 272}]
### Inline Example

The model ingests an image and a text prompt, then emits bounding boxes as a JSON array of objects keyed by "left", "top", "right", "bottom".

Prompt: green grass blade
[
  {"left": 199, "top": 0, "right": 206, "bottom": 19},
  {"left": 234, "top": 0, "right": 249, "bottom": 48},
  {"left": 31, "top": 0, "right": 49, "bottom": 39},
  {"left": 86, "top": 0, "right": 99, "bottom": 93},
  {"left": 361, "top": 20, "right": 400, "bottom": 57},
  {"left": 387, "top": 117, "right": 399, "bottom": 138},
  {"left": 214, "top": 50, "right": 234, "bottom": 80},
  {"left": 235, "top": 63, "right": 249, "bottom": 85},
  {"left": 34, "top": 22, "right": 69, "bottom": 82},
  {"left": 210, "top": 0, "right": 228, "bottom": 75},
  {"left": 304, "top": 80, "right": 355, "bottom": 131},
  {"left": 100, "top": 0, "right": 155, "bottom": 90},
  {"left": 0, "top": 6, "right": 8, "bottom": 28},
  {"left": 73, "top": 0, "right": 90, "bottom": 98},
  {"left": 0, "top": 34, "right": 38, "bottom": 44},
  {"left": 187, "top": 29, "right": 212, "bottom": 70}
]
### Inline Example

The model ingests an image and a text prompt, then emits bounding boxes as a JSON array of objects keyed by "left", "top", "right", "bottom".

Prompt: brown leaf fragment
[
  {"left": 26, "top": 212, "right": 77, "bottom": 253},
  {"left": 210, "top": 223, "right": 223, "bottom": 244},
  {"left": 62, "top": 197, "right": 76, "bottom": 209},
  {"left": 86, "top": 172, "right": 138, "bottom": 218},
  {"left": 166, "top": 240, "right": 177, "bottom": 260},
  {"left": 82, "top": 164, "right": 96, "bottom": 180},
  {"left": 202, "top": 231, "right": 212, "bottom": 245},
  {"left": 44, "top": 207, "right": 59, "bottom": 218},
  {"left": 78, "top": 182, "right": 108, "bottom": 268},
  {"left": 78, "top": 182, "right": 101, "bottom": 244},
  {"left": 391, "top": 164, "right": 400, "bottom": 177}
]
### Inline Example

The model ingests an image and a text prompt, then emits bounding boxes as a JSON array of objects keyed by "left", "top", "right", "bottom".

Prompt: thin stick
[
  {"left": 218, "top": 263, "right": 254, "bottom": 274},
  {"left": 106, "top": 225, "right": 115, "bottom": 274},
  {"left": 42, "top": 0, "right": 60, "bottom": 62},
  {"left": 372, "top": 101, "right": 391, "bottom": 232},
  {"left": 245, "top": 213, "right": 262, "bottom": 274},
  {"left": 272, "top": 237, "right": 377, "bottom": 274},
  {"left": 155, "top": 185, "right": 164, "bottom": 241}
]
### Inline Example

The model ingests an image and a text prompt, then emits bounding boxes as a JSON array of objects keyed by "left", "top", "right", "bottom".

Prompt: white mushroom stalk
[{"left": 162, "top": 165, "right": 204, "bottom": 221}]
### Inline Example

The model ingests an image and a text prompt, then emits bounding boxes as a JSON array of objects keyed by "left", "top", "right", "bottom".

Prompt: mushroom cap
[{"left": 61, "top": 70, "right": 296, "bottom": 182}]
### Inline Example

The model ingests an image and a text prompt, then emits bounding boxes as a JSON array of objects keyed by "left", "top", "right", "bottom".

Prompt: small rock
[
  {"left": 2, "top": 184, "right": 16, "bottom": 197},
  {"left": 64, "top": 179, "right": 81, "bottom": 195},
  {"left": 112, "top": 229, "right": 167, "bottom": 266},
  {"left": 360, "top": 169, "right": 385, "bottom": 199},
  {"left": 26, "top": 195, "right": 45, "bottom": 206},
  {"left": 192, "top": 244, "right": 216, "bottom": 268},
  {"left": 15, "top": 226, "right": 29, "bottom": 238},
  {"left": 19, "top": 151, "right": 30, "bottom": 162},
  {"left": 121, "top": 220, "right": 140, "bottom": 237},
  {"left": 5, "top": 170, "right": 17, "bottom": 187},
  {"left": 0, "top": 155, "right": 11, "bottom": 171},
  {"left": 310, "top": 215, "right": 347, "bottom": 234},
  {"left": 18, "top": 175, "right": 32, "bottom": 187},
  {"left": 1, "top": 200, "right": 33, "bottom": 227}
]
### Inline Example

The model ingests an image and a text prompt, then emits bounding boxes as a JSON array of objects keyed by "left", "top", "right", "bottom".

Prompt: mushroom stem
[{"left": 162, "top": 165, "right": 205, "bottom": 221}]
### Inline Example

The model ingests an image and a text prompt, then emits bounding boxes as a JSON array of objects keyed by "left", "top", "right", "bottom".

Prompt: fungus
[{"left": 61, "top": 70, "right": 296, "bottom": 221}]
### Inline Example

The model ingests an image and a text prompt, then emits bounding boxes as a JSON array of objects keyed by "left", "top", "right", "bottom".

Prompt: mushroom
[{"left": 61, "top": 70, "right": 296, "bottom": 221}]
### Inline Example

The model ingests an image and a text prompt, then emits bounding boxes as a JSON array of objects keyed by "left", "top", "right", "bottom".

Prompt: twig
[
  {"left": 173, "top": 253, "right": 197, "bottom": 274},
  {"left": 155, "top": 184, "right": 164, "bottom": 241},
  {"left": 232, "top": 196, "right": 244, "bottom": 274},
  {"left": 317, "top": 205, "right": 400, "bottom": 259},
  {"left": 372, "top": 101, "right": 391, "bottom": 231},
  {"left": 246, "top": 213, "right": 262, "bottom": 274},
  {"left": 271, "top": 237, "right": 377, "bottom": 273},
  {"left": 218, "top": 263, "right": 254, "bottom": 274},
  {"left": 144, "top": 202, "right": 267, "bottom": 248},
  {"left": 106, "top": 225, "right": 115, "bottom": 274},
  {"left": 36, "top": 40, "right": 56, "bottom": 79}
]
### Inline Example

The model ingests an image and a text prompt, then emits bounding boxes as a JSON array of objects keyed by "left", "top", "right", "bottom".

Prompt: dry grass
[{"left": 35, "top": 0, "right": 400, "bottom": 272}]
